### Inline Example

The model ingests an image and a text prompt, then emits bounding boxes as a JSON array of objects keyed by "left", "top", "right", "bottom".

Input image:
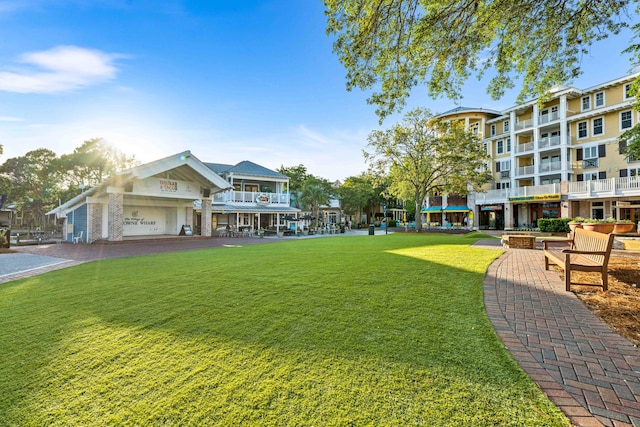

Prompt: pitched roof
[{"left": 206, "top": 160, "right": 288, "bottom": 179}]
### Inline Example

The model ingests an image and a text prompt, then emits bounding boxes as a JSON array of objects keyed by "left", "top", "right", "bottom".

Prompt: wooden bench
[{"left": 543, "top": 228, "right": 615, "bottom": 291}]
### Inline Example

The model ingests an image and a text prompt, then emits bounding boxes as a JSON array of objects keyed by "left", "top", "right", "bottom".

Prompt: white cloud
[
  {"left": 0, "top": 45, "right": 122, "bottom": 93},
  {"left": 0, "top": 116, "right": 24, "bottom": 122}
]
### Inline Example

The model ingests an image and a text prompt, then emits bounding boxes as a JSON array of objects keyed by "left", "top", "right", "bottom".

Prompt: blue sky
[{"left": 0, "top": 1, "right": 638, "bottom": 181}]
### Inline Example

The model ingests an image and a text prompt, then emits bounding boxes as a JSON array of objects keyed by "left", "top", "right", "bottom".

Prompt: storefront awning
[
  {"left": 421, "top": 206, "right": 443, "bottom": 213},
  {"left": 443, "top": 206, "right": 470, "bottom": 212}
]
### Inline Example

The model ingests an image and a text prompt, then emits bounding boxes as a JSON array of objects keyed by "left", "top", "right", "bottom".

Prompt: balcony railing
[
  {"left": 515, "top": 141, "right": 534, "bottom": 153},
  {"left": 500, "top": 170, "right": 510, "bottom": 178},
  {"left": 539, "top": 161, "right": 570, "bottom": 174},
  {"left": 475, "top": 183, "right": 561, "bottom": 203},
  {"left": 212, "top": 191, "right": 291, "bottom": 205},
  {"left": 515, "top": 165, "right": 535, "bottom": 176},
  {"left": 515, "top": 119, "right": 533, "bottom": 130},
  {"left": 538, "top": 111, "right": 560, "bottom": 125},
  {"left": 568, "top": 176, "right": 640, "bottom": 197},
  {"left": 582, "top": 158, "right": 599, "bottom": 169},
  {"left": 539, "top": 135, "right": 561, "bottom": 149}
]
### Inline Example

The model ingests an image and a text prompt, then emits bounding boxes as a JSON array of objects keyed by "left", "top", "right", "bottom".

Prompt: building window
[
  {"left": 482, "top": 142, "right": 488, "bottom": 154},
  {"left": 490, "top": 124, "right": 496, "bottom": 136},
  {"left": 470, "top": 123, "right": 479, "bottom": 134},
  {"left": 577, "top": 121, "right": 588, "bottom": 139},
  {"left": 620, "top": 110, "right": 633, "bottom": 130},
  {"left": 499, "top": 181, "right": 510, "bottom": 189},
  {"left": 595, "top": 91, "right": 605, "bottom": 107},
  {"left": 581, "top": 95, "right": 591, "bottom": 111},
  {"left": 591, "top": 201, "right": 604, "bottom": 219},
  {"left": 506, "top": 137, "right": 511, "bottom": 153},
  {"left": 496, "top": 139, "right": 504, "bottom": 154},
  {"left": 583, "top": 145, "right": 598, "bottom": 168},
  {"left": 625, "top": 83, "right": 634, "bottom": 100},
  {"left": 503, "top": 120, "right": 509, "bottom": 133},
  {"left": 630, "top": 167, "right": 640, "bottom": 177},
  {"left": 592, "top": 117, "right": 604, "bottom": 136}
]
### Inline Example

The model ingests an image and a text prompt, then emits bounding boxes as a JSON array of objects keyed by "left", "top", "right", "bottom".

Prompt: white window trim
[
  {"left": 496, "top": 139, "right": 504, "bottom": 155},
  {"left": 624, "top": 83, "right": 634, "bottom": 101},
  {"left": 500, "top": 159, "right": 511, "bottom": 170},
  {"left": 506, "top": 137, "right": 511, "bottom": 153},
  {"left": 620, "top": 110, "right": 634, "bottom": 131},
  {"left": 490, "top": 124, "right": 496, "bottom": 136},
  {"left": 503, "top": 120, "right": 509, "bottom": 133},
  {"left": 594, "top": 91, "right": 605, "bottom": 108},
  {"left": 581, "top": 95, "right": 591, "bottom": 112},
  {"left": 583, "top": 145, "right": 598, "bottom": 160},
  {"left": 577, "top": 120, "right": 588, "bottom": 140},
  {"left": 592, "top": 116, "right": 604, "bottom": 136}
]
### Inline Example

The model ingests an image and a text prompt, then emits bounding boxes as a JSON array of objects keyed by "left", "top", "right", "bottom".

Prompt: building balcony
[
  {"left": 475, "top": 183, "right": 561, "bottom": 204},
  {"left": 582, "top": 158, "right": 599, "bottom": 169},
  {"left": 539, "top": 161, "right": 570, "bottom": 174},
  {"left": 515, "top": 141, "right": 534, "bottom": 154},
  {"left": 539, "top": 135, "right": 561, "bottom": 150},
  {"left": 538, "top": 111, "right": 560, "bottom": 125},
  {"left": 515, "top": 119, "right": 533, "bottom": 130},
  {"left": 515, "top": 165, "right": 535, "bottom": 176},
  {"left": 568, "top": 176, "right": 640, "bottom": 199},
  {"left": 212, "top": 190, "right": 291, "bottom": 206}
]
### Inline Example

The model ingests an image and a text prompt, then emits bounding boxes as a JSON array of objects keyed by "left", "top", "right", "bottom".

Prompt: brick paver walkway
[{"left": 479, "top": 240, "right": 640, "bottom": 427}]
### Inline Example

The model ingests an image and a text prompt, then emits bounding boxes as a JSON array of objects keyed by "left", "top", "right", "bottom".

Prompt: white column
[{"left": 559, "top": 94, "right": 569, "bottom": 181}]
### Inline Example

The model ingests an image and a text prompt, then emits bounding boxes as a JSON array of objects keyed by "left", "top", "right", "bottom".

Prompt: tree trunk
[{"left": 415, "top": 200, "right": 422, "bottom": 232}]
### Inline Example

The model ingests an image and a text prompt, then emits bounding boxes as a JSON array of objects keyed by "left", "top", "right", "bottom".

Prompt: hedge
[{"left": 537, "top": 218, "right": 571, "bottom": 233}]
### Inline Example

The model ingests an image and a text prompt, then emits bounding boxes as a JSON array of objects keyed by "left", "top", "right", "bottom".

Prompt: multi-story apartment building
[{"left": 433, "top": 73, "right": 640, "bottom": 230}]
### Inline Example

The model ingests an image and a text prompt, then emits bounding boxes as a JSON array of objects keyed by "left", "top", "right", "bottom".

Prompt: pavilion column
[
  {"left": 108, "top": 188, "right": 124, "bottom": 242},
  {"left": 201, "top": 198, "right": 212, "bottom": 237}
]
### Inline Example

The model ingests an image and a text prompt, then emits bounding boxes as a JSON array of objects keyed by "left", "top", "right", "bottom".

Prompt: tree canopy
[
  {"left": 325, "top": 0, "right": 635, "bottom": 121},
  {"left": 365, "top": 108, "right": 490, "bottom": 231},
  {"left": 0, "top": 139, "right": 136, "bottom": 229},
  {"left": 300, "top": 176, "right": 334, "bottom": 227},
  {"left": 337, "top": 173, "right": 385, "bottom": 223}
]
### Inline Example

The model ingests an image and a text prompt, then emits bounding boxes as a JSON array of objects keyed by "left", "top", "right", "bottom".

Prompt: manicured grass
[{"left": 0, "top": 234, "right": 569, "bottom": 426}]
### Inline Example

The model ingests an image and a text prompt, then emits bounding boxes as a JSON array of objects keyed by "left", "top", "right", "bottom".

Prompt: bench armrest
[{"left": 561, "top": 249, "right": 607, "bottom": 255}]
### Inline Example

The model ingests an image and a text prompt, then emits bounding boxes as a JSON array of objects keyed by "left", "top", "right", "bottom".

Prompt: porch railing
[{"left": 212, "top": 191, "right": 291, "bottom": 205}]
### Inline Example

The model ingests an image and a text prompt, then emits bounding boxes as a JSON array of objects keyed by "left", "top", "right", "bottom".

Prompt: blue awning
[
  {"left": 443, "top": 206, "right": 470, "bottom": 212},
  {"left": 421, "top": 206, "right": 443, "bottom": 213}
]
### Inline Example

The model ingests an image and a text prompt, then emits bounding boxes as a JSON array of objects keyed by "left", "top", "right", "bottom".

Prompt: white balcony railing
[
  {"left": 515, "top": 141, "right": 534, "bottom": 153},
  {"left": 515, "top": 119, "right": 533, "bottom": 130},
  {"left": 510, "top": 183, "right": 561, "bottom": 198},
  {"left": 212, "top": 191, "right": 291, "bottom": 205},
  {"left": 568, "top": 176, "right": 640, "bottom": 197},
  {"left": 538, "top": 111, "right": 560, "bottom": 125},
  {"left": 515, "top": 165, "right": 535, "bottom": 176},
  {"left": 539, "top": 161, "right": 571, "bottom": 174},
  {"left": 539, "top": 135, "right": 561, "bottom": 149}
]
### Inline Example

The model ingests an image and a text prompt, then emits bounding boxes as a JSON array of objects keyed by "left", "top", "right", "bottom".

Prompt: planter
[
  {"left": 582, "top": 222, "right": 615, "bottom": 234},
  {"left": 613, "top": 222, "right": 635, "bottom": 234},
  {"left": 568, "top": 222, "right": 583, "bottom": 232}
]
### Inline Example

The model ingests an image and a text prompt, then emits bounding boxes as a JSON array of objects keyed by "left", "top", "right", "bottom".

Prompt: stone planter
[
  {"left": 613, "top": 222, "right": 635, "bottom": 234},
  {"left": 582, "top": 222, "right": 615, "bottom": 234}
]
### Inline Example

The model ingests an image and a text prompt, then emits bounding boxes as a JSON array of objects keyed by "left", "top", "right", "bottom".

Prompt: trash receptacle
[{"left": 368, "top": 225, "right": 375, "bottom": 235}]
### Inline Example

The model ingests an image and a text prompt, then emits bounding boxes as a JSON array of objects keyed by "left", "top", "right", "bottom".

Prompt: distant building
[{"left": 431, "top": 73, "right": 640, "bottom": 230}]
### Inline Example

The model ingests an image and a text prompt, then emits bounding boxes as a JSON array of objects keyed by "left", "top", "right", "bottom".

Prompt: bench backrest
[{"left": 572, "top": 227, "right": 615, "bottom": 266}]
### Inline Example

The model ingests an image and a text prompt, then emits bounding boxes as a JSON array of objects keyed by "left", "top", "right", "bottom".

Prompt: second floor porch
[{"left": 212, "top": 190, "right": 291, "bottom": 206}]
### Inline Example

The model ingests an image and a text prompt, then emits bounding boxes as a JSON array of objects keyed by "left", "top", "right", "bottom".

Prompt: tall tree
[
  {"left": 0, "top": 149, "right": 61, "bottom": 228},
  {"left": 300, "top": 176, "right": 334, "bottom": 227},
  {"left": 325, "top": 0, "right": 634, "bottom": 121},
  {"left": 365, "top": 108, "right": 491, "bottom": 232},
  {"left": 277, "top": 164, "right": 311, "bottom": 209},
  {"left": 337, "top": 173, "right": 380, "bottom": 224},
  {"left": 59, "top": 138, "right": 137, "bottom": 190}
]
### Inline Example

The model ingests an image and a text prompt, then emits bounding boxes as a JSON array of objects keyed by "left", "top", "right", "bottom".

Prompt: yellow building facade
[{"left": 434, "top": 74, "right": 640, "bottom": 230}]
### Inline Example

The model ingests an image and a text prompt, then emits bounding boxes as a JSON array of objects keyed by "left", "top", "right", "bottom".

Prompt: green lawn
[{"left": 0, "top": 233, "right": 569, "bottom": 426}]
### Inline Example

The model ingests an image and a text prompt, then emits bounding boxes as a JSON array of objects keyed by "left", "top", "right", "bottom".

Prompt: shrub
[{"left": 537, "top": 218, "right": 571, "bottom": 232}]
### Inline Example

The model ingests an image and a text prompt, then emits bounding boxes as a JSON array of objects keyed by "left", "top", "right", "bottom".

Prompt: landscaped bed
[
  {"left": 563, "top": 253, "right": 640, "bottom": 346},
  {"left": 0, "top": 234, "right": 569, "bottom": 426}
]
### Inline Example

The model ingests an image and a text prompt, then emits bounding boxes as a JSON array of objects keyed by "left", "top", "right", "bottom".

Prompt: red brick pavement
[{"left": 479, "top": 241, "right": 640, "bottom": 427}]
